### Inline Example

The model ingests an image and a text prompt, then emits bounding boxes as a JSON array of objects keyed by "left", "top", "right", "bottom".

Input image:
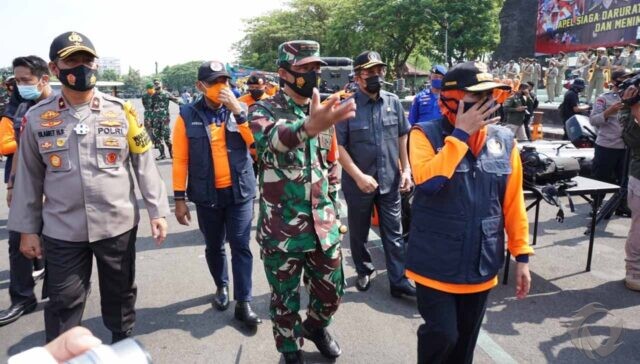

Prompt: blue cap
[{"left": 431, "top": 65, "right": 447, "bottom": 76}]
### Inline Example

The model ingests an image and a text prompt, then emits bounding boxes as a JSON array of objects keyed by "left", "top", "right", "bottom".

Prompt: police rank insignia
[
  {"left": 74, "top": 123, "right": 89, "bottom": 135},
  {"left": 104, "top": 138, "right": 120, "bottom": 147},
  {"left": 40, "top": 111, "right": 60, "bottom": 120},
  {"left": 487, "top": 138, "right": 504, "bottom": 156},
  {"left": 102, "top": 111, "right": 119, "bottom": 118},
  {"left": 40, "top": 141, "right": 53, "bottom": 150},
  {"left": 100, "top": 120, "right": 122, "bottom": 127},
  {"left": 41, "top": 120, "right": 63, "bottom": 128},
  {"left": 56, "top": 138, "right": 66, "bottom": 147},
  {"left": 49, "top": 154, "right": 62, "bottom": 168}
]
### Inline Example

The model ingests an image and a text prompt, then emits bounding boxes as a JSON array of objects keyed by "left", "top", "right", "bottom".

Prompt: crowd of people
[{"left": 1, "top": 28, "right": 640, "bottom": 364}]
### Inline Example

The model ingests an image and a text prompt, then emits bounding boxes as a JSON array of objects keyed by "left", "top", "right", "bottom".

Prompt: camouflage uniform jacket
[
  {"left": 141, "top": 93, "right": 153, "bottom": 122},
  {"left": 249, "top": 91, "right": 340, "bottom": 253},
  {"left": 148, "top": 91, "right": 174, "bottom": 122}
]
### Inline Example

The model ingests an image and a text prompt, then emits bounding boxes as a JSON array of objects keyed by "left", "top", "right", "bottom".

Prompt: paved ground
[{"left": 0, "top": 100, "right": 639, "bottom": 363}]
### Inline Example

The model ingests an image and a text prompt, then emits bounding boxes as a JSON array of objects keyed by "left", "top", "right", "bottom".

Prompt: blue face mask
[
  {"left": 431, "top": 79, "right": 443, "bottom": 90},
  {"left": 17, "top": 84, "right": 42, "bottom": 100}
]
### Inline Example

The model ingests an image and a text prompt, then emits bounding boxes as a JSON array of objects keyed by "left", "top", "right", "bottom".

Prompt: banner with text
[{"left": 536, "top": 0, "right": 640, "bottom": 54}]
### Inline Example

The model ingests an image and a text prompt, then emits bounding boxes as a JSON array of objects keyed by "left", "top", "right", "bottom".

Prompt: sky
[{"left": 0, "top": 0, "right": 286, "bottom": 75}]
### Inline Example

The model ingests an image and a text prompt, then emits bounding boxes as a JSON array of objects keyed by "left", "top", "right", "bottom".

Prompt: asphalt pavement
[{"left": 0, "top": 100, "right": 638, "bottom": 363}]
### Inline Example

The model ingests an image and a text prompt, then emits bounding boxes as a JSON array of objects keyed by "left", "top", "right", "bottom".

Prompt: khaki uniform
[
  {"left": 586, "top": 55, "right": 610, "bottom": 104},
  {"left": 555, "top": 57, "right": 567, "bottom": 98},
  {"left": 546, "top": 66, "right": 558, "bottom": 102},
  {"left": 7, "top": 91, "right": 170, "bottom": 341},
  {"left": 8, "top": 92, "right": 169, "bottom": 241}
]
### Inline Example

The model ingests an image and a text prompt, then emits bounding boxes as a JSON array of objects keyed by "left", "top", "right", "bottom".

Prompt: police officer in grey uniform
[
  {"left": 589, "top": 69, "right": 629, "bottom": 215},
  {"left": 7, "top": 31, "right": 170, "bottom": 343},
  {"left": 336, "top": 51, "right": 415, "bottom": 297}
]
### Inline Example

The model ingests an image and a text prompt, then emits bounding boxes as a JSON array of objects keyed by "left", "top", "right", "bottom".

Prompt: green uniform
[
  {"left": 249, "top": 91, "right": 344, "bottom": 353},
  {"left": 142, "top": 89, "right": 176, "bottom": 157}
]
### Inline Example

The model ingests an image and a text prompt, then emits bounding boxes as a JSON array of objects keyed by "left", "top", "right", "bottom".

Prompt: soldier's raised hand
[{"left": 305, "top": 88, "right": 356, "bottom": 137}]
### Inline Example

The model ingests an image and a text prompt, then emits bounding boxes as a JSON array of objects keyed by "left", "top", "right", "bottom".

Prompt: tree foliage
[
  {"left": 99, "top": 69, "right": 121, "bottom": 82},
  {"left": 235, "top": 0, "right": 503, "bottom": 77},
  {"left": 122, "top": 67, "right": 143, "bottom": 96},
  {"left": 159, "top": 61, "right": 202, "bottom": 92}
]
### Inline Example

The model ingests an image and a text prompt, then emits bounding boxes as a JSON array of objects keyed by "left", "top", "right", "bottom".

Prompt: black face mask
[
  {"left": 58, "top": 65, "right": 97, "bottom": 92},
  {"left": 365, "top": 75, "right": 383, "bottom": 94},
  {"left": 284, "top": 68, "right": 318, "bottom": 98},
  {"left": 250, "top": 89, "right": 265, "bottom": 100},
  {"left": 463, "top": 98, "right": 496, "bottom": 113}
]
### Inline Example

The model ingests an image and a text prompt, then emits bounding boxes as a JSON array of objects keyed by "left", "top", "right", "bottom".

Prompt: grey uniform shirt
[
  {"left": 8, "top": 91, "right": 170, "bottom": 242},
  {"left": 589, "top": 91, "right": 625, "bottom": 149},
  {"left": 336, "top": 89, "right": 410, "bottom": 195}
]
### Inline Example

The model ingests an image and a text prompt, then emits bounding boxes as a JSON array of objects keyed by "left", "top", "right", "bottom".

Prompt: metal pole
[{"left": 444, "top": 13, "right": 448, "bottom": 65}]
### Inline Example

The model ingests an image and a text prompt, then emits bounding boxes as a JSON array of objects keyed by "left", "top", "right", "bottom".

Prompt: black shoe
[
  {"left": 615, "top": 207, "right": 632, "bottom": 218},
  {"left": 390, "top": 280, "right": 417, "bottom": 298},
  {"left": 355, "top": 273, "right": 371, "bottom": 291},
  {"left": 234, "top": 301, "right": 262, "bottom": 327},
  {"left": 167, "top": 143, "right": 173, "bottom": 159},
  {"left": 213, "top": 286, "right": 229, "bottom": 311},
  {"left": 111, "top": 329, "right": 132, "bottom": 344},
  {"left": 155, "top": 154, "right": 166, "bottom": 161},
  {"left": 0, "top": 299, "right": 37, "bottom": 326},
  {"left": 301, "top": 321, "right": 342, "bottom": 359},
  {"left": 283, "top": 350, "right": 305, "bottom": 364}
]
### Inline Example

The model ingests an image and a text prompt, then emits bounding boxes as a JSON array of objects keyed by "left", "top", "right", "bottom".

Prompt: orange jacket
[
  {"left": 0, "top": 116, "right": 17, "bottom": 156},
  {"left": 407, "top": 125, "right": 534, "bottom": 294},
  {"left": 172, "top": 115, "right": 255, "bottom": 192}
]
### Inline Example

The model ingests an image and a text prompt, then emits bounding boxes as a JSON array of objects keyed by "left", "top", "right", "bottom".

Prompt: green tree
[
  {"left": 100, "top": 69, "right": 121, "bottom": 81},
  {"left": 160, "top": 61, "right": 202, "bottom": 92},
  {"left": 234, "top": 0, "right": 335, "bottom": 71},
  {"left": 122, "top": 67, "right": 143, "bottom": 97}
]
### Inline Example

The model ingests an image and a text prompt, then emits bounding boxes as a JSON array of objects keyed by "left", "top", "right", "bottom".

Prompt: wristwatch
[{"left": 234, "top": 110, "right": 247, "bottom": 123}]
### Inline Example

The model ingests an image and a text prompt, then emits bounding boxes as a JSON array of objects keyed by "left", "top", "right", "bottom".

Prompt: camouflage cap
[{"left": 277, "top": 40, "right": 327, "bottom": 67}]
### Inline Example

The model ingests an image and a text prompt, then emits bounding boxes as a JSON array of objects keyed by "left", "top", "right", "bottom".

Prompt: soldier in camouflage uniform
[
  {"left": 248, "top": 40, "right": 356, "bottom": 364},
  {"left": 149, "top": 80, "right": 179, "bottom": 160},
  {"left": 141, "top": 82, "right": 154, "bottom": 131}
]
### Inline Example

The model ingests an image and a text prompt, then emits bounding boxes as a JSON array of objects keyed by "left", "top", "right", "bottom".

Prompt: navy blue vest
[
  {"left": 179, "top": 99, "right": 256, "bottom": 206},
  {"left": 406, "top": 119, "right": 514, "bottom": 284}
]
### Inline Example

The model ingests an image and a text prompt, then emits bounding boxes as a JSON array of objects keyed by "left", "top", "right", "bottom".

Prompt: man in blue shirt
[
  {"left": 336, "top": 51, "right": 415, "bottom": 298},
  {"left": 408, "top": 65, "right": 447, "bottom": 125}
]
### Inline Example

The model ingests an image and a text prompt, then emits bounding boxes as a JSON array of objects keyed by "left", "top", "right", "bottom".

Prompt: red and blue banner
[{"left": 535, "top": 0, "right": 640, "bottom": 54}]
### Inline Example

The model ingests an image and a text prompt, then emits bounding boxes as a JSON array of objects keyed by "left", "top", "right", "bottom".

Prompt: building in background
[{"left": 98, "top": 57, "right": 122, "bottom": 75}]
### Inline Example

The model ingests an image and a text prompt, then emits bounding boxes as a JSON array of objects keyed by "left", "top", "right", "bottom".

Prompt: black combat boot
[
  {"left": 166, "top": 142, "right": 173, "bottom": 159},
  {"left": 301, "top": 320, "right": 342, "bottom": 359},
  {"left": 283, "top": 350, "right": 305, "bottom": 364}
]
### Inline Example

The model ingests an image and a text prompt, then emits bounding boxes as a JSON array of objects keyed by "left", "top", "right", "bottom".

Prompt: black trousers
[
  {"left": 416, "top": 284, "right": 490, "bottom": 364},
  {"left": 43, "top": 227, "right": 137, "bottom": 342},
  {"left": 8, "top": 230, "right": 42, "bottom": 305},
  {"left": 592, "top": 144, "right": 626, "bottom": 186}
]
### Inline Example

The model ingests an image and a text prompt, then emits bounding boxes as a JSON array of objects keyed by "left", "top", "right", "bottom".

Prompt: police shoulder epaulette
[{"left": 102, "top": 93, "right": 125, "bottom": 106}]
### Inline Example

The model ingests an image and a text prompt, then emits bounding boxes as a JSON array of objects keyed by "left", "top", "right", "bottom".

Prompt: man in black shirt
[{"left": 559, "top": 78, "right": 590, "bottom": 139}]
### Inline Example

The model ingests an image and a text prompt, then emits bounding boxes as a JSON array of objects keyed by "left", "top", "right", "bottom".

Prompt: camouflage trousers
[
  {"left": 262, "top": 242, "right": 344, "bottom": 353},
  {"left": 151, "top": 119, "right": 171, "bottom": 150}
]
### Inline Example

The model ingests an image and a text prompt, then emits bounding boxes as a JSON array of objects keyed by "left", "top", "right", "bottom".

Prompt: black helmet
[{"left": 572, "top": 78, "right": 586, "bottom": 91}]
